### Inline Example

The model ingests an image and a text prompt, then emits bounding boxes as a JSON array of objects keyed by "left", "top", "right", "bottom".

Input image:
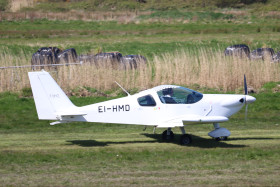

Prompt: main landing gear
[
  {"left": 162, "top": 127, "right": 192, "bottom": 146},
  {"left": 162, "top": 128, "right": 174, "bottom": 140},
  {"left": 161, "top": 123, "right": 230, "bottom": 145}
]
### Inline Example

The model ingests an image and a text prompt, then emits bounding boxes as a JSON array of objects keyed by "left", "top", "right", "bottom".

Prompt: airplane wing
[
  {"left": 157, "top": 115, "right": 229, "bottom": 128},
  {"left": 182, "top": 115, "right": 229, "bottom": 124}
]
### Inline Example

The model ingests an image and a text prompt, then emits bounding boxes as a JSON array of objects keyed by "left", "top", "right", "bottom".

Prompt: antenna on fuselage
[{"left": 115, "top": 81, "right": 131, "bottom": 96}]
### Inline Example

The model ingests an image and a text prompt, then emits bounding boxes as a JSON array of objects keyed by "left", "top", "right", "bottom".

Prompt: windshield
[{"left": 157, "top": 87, "right": 203, "bottom": 104}]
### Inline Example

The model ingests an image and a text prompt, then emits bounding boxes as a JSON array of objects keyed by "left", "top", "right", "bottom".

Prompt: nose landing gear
[{"left": 208, "top": 123, "right": 231, "bottom": 141}]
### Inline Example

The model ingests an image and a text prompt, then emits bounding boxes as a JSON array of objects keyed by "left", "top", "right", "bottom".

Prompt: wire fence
[{"left": 0, "top": 62, "right": 83, "bottom": 70}]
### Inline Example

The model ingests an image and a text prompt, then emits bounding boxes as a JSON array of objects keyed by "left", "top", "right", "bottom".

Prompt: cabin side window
[{"left": 138, "top": 95, "right": 156, "bottom": 106}]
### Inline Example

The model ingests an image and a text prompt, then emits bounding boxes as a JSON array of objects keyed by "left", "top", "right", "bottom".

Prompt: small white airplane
[{"left": 28, "top": 70, "right": 256, "bottom": 145}]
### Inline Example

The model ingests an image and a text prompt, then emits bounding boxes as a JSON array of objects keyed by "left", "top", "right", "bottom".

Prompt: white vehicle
[{"left": 28, "top": 70, "right": 256, "bottom": 145}]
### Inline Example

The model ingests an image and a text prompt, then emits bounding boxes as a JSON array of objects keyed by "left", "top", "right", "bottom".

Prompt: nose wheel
[{"left": 215, "top": 136, "right": 228, "bottom": 141}]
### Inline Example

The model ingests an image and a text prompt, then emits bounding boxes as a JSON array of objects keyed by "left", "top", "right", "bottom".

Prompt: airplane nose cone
[{"left": 246, "top": 95, "right": 256, "bottom": 104}]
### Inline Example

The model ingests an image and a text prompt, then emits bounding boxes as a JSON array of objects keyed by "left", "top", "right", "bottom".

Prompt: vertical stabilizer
[{"left": 28, "top": 70, "right": 76, "bottom": 120}]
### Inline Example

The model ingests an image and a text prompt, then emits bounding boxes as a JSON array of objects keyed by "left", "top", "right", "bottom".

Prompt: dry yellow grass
[
  {"left": 0, "top": 49, "right": 279, "bottom": 93},
  {"left": 152, "top": 50, "right": 280, "bottom": 92},
  {"left": 9, "top": 0, "right": 34, "bottom": 12}
]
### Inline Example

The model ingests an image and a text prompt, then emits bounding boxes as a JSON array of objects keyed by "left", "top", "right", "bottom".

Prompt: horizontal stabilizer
[
  {"left": 55, "top": 111, "right": 87, "bottom": 123},
  {"left": 57, "top": 112, "right": 87, "bottom": 117}
]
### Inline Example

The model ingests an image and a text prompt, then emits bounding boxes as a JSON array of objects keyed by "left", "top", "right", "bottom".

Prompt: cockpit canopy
[{"left": 157, "top": 86, "right": 203, "bottom": 104}]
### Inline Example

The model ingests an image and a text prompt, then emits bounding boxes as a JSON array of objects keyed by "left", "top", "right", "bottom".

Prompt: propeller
[
  {"left": 244, "top": 74, "right": 248, "bottom": 120},
  {"left": 239, "top": 75, "right": 255, "bottom": 120}
]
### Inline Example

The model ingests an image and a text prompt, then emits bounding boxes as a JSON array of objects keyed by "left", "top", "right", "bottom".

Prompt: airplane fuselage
[{"left": 70, "top": 92, "right": 255, "bottom": 127}]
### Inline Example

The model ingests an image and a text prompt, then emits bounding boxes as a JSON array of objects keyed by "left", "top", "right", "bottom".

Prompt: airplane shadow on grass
[
  {"left": 67, "top": 133, "right": 253, "bottom": 148},
  {"left": 66, "top": 139, "right": 156, "bottom": 147},
  {"left": 226, "top": 137, "right": 276, "bottom": 141},
  {"left": 142, "top": 134, "right": 247, "bottom": 148}
]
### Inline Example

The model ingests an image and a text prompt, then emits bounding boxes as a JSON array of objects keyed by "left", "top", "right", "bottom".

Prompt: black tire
[
  {"left": 215, "top": 136, "right": 228, "bottom": 141},
  {"left": 180, "top": 134, "right": 192, "bottom": 145},
  {"left": 162, "top": 130, "right": 174, "bottom": 141}
]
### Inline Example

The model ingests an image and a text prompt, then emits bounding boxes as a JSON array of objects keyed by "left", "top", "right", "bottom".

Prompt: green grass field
[{"left": 1, "top": 84, "right": 280, "bottom": 186}]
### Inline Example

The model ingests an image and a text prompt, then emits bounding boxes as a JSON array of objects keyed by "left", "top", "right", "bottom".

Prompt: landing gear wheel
[
  {"left": 162, "top": 130, "right": 174, "bottom": 141},
  {"left": 180, "top": 134, "right": 192, "bottom": 145},
  {"left": 215, "top": 136, "right": 228, "bottom": 141}
]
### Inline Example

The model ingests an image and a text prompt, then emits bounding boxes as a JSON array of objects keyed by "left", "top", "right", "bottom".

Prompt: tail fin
[{"left": 28, "top": 70, "right": 76, "bottom": 120}]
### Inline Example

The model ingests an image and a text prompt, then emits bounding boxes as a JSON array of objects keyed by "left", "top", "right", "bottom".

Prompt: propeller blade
[
  {"left": 244, "top": 74, "right": 248, "bottom": 95},
  {"left": 244, "top": 74, "right": 248, "bottom": 120}
]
